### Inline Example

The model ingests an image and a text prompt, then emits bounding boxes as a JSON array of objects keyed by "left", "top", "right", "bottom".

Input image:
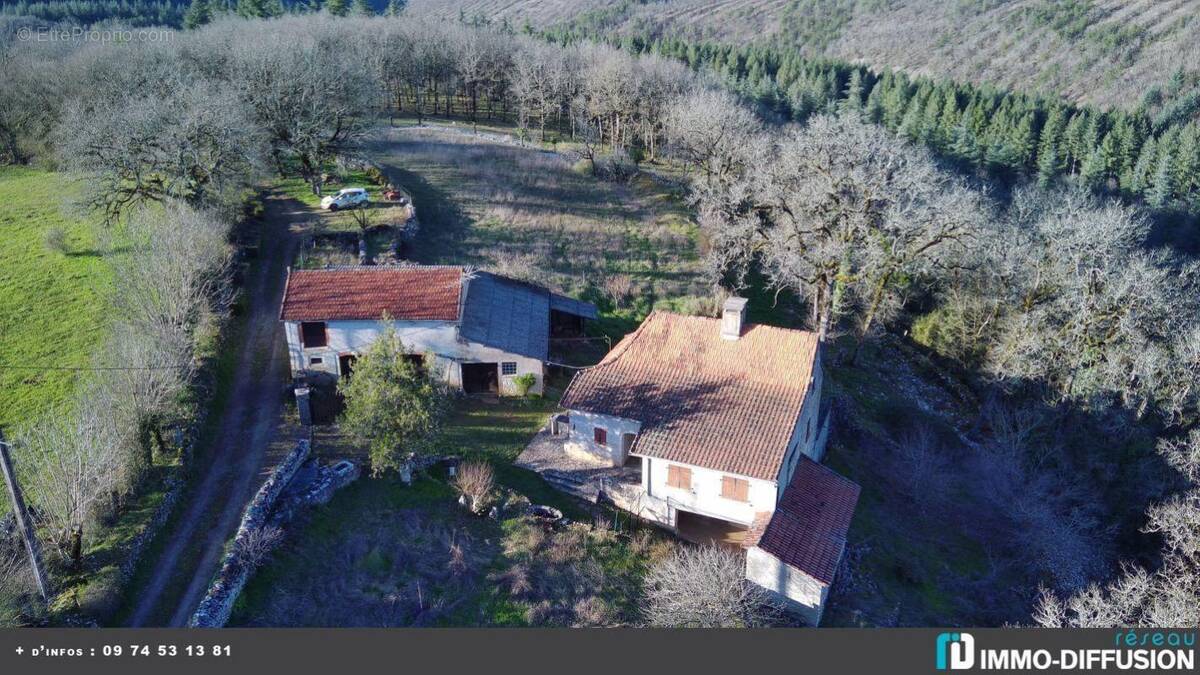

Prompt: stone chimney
[{"left": 720, "top": 297, "right": 749, "bottom": 340}]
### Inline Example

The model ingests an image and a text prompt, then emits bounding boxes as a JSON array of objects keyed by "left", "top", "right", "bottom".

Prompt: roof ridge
[
  {"left": 556, "top": 309, "right": 821, "bottom": 480},
  {"left": 278, "top": 266, "right": 293, "bottom": 322},
  {"left": 559, "top": 312, "right": 661, "bottom": 409},
  {"left": 292, "top": 264, "right": 466, "bottom": 273}
]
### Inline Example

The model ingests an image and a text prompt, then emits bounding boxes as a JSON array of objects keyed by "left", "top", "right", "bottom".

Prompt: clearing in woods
[{"left": 366, "top": 123, "right": 708, "bottom": 334}]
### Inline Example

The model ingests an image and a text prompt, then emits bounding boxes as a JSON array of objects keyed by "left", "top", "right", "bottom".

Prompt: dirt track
[{"left": 126, "top": 193, "right": 305, "bottom": 627}]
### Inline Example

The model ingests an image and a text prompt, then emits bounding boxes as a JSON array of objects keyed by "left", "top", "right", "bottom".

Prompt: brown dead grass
[{"left": 368, "top": 125, "right": 705, "bottom": 304}]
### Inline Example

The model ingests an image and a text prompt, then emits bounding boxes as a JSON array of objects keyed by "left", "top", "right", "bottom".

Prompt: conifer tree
[
  {"left": 1173, "top": 123, "right": 1199, "bottom": 201},
  {"left": 183, "top": 0, "right": 210, "bottom": 28},
  {"left": 840, "top": 69, "right": 864, "bottom": 115},
  {"left": 1149, "top": 143, "right": 1177, "bottom": 207},
  {"left": 898, "top": 92, "right": 925, "bottom": 142},
  {"left": 864, "top": 81, "right": 885, "bottom": 123},
  {"left": 325, "top": 0, "right": 349, "bottom": 16},
  {"left": 1079, "top": 148, "right": 1107, "bottom": 191},
  {"left": 1037, "top": 143, "right": 1060, "bottom": 188},
  {"left": 1009, "top": 114, "right": 1036, "bottom": 169},
  {"left": 1130, "top": 137, "right": 1159, "bottom": 196}
]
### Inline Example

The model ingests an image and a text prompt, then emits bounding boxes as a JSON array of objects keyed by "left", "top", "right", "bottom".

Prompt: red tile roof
[
  {"left": 755, "top": 457, "right": 860, "bottom": 585},
  {"left": 279, "top": 266, "right": 463, "bottom": 322},
  {"left": 559, "top": 312, "right": 820, "bottom": 480}
]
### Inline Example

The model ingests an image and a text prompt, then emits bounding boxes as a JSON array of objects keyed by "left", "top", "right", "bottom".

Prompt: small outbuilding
[
  {"left": 743, "top": 457, "right": 861, "bottom": 626},
  {"left": 279, "top": 265, "right": 596, "bottom": 396}
]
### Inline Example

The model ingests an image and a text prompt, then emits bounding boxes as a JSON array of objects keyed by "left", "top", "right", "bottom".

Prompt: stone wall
[{"left": 189, "top": 439, "right": 311, "bottom": 628}]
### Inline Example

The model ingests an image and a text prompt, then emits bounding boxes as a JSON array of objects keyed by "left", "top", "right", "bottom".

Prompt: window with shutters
[
  {"left": 666, "top": 465, "right": 692, "bottom": 490},
  {"left": 593, "top": 427, "right": 607, "bottom": 446},
  {"left": 721, "top": 476, "right": 750, "bottom": 502},
  {"left": 300, "top": 321, "right": 327, "bottom": 348}
]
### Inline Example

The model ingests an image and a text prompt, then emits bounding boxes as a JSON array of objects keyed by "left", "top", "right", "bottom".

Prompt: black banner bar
[{"left": 0, "top": 628, "right": 1196, "bottom": 675}]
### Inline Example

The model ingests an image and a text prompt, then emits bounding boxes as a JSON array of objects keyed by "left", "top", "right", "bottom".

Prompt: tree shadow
[
  {"left": 64, "top": 244, "right": 134, "bottom": 258},
  {"left": 378, "top": 165, "right": 480, "bottom": 267},
  {"left": 823, "top": 334, "right": 1182, "bottom": 626}
]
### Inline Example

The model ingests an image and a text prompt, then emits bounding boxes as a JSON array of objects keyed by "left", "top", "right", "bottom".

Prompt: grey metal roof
[
  {"left": 460, "top": 273, "right": 551, "bottom": 361},
  {"left": 550, "top": 293, "right": 599, "bottom": 320}
]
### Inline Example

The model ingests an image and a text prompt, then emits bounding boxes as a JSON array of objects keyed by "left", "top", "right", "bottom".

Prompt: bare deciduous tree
[
  {"left": 699, "top": 113, "right": 985, "bottom": 348},
  {"left": 226, "top": 18, "right": 378, "bottom": 195},
  {"left": 15, "top": 400, "right": 124, "bottom": 569},
  {"left": 663, "top": 88, "right": 762, "bottom": 186},
  {"left": 60, "top": 79, "right": 263, "bottom": 222},
  {"left": 453, "top": 460, "right": 495, "bottom": 514},
  {"left": 643, "top": 545, "right": 780, "bottom": 627},
  {"left": 102, "top": 202, "right": 233, "bottom": 468},
  {"left": 1034, "top": 430, "right": 1200, "bottom": 627},
  {"left": 233, "top": 525, "right": 284, "bottom": 570},
  {"left": 984, "top": 189, "right": 1198, "bottom": 417}
]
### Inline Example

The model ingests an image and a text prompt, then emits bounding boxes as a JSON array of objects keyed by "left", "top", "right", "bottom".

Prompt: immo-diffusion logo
[
  {"left": 935, "top": 631, "right": 1196, "bottom": 671},
  {"left": 936, "top": 632, "right": 975, "bottom": 670}
]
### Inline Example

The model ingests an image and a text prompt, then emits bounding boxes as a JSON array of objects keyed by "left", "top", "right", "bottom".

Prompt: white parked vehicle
[{"left": 321, "top": 187, "right": 369, "bottom": 211}]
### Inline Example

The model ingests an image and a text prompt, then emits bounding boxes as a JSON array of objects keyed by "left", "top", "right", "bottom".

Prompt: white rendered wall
[
  {"left": 565, "top": 411, "right": 641, "bottom": 466},
  {"left": 284, "top": 319, "right": 544, "bottom": 395},
  {"left": 745, "top": 545, "right": 830, "bottom": 626},
  {"left": 643, "top": 457, "right": 776, "bottom": 527}
]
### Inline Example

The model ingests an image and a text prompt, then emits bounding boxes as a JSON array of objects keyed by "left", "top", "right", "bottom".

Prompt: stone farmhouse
[
  {"left": 520, "top": 298, "right": 860, "bottom": 624},
  {"left": 279, "top": 265, "right": 597, "bottom": 396}
]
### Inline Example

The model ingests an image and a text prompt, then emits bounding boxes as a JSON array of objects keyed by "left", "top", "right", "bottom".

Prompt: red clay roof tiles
[
  {"left": 279, "top": 266, "right": 463, "bottom": 322},
  {"left": 755, "top": 457, "right": 860, "bottom": 585},
  {"left": 559, "top": 311, "right": 820, "bottom": 481}
]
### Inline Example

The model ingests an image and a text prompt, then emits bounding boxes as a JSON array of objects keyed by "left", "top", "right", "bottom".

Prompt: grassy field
[
  {"left": 368, "top": 120, "right": 706, "bottom": 337},
  {"left": 0, "top": 167, "right": 186, "bottom": 624},
  {"left": 0, "top": 166, "right": 114, "bottom": 431},
  {"left": 229, "top": 395, "right": 677, "bottom": 627}
]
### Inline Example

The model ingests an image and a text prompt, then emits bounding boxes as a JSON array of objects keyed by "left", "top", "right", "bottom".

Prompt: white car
[{"left": 321, "top": 187, "right": 369, "bottom": 211}]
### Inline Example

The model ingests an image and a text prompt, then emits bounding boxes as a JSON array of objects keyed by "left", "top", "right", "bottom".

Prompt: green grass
[
  {"left": 0, "top": 167, "right": 114, "bottom": 431},
  {"left": 275, "top": 169, "right": 378, "bottom": 210},
  {"left": 0, "top": 168, "right": 195, "bottom": 624},
  {"left": 432, "top": 383, "right": 591, "bottom": 519},
  {"left": 230, "top": 391, "right": 677, "bottom": 627}
]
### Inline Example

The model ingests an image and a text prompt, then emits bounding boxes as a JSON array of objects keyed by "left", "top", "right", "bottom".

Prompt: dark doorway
[
  {"left": 550, "top": 309, "right": 585, "bottom": 338},
  {"left": 338, "top": 353, "right": 358, "bottom": 379},
  {"left": 461, "top": 362, "right": 499, "bottom": 394},
  {"left": 675, "top": 511, "right": 749, "bottom": 550}
]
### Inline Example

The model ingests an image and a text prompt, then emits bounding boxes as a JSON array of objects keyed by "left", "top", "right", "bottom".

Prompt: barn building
[{"left": 279, "top": 265, "right": 597, "bottom": 396}]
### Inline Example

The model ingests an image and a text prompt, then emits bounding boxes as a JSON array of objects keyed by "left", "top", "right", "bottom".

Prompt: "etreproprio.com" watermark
[{"left": 16, "top": 26, "right": 173, "bottom": 43}]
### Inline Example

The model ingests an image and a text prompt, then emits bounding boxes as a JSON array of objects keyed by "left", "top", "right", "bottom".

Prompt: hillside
[{"left": 409, "top": 0, "right": 1200, "bottom": 111}]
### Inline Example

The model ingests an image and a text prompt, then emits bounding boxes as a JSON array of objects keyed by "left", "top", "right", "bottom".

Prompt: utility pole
[{"left": 0, "top": 430, "right": 50, "bottom": 604}]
